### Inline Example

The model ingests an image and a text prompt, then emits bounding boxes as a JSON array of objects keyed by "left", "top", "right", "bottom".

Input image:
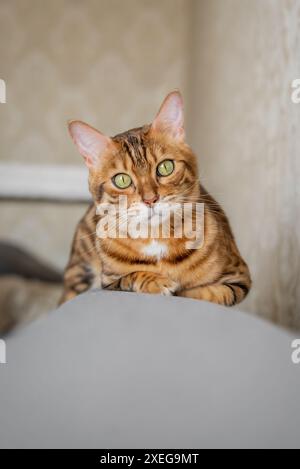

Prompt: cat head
[{"left": 68, "top": 91, "right": 198, "bottom": 221}]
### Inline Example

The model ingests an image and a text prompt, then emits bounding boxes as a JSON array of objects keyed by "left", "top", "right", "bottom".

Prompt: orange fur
[{"left": 60, "top": 92, "right": 251, "bottom": 306}]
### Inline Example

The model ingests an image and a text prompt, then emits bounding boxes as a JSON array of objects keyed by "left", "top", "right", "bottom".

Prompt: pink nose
[{"left": 143, "top": 195, "right": 159, "bottom": 206}]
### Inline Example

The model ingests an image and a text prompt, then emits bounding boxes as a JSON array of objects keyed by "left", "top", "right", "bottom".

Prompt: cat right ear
[
  {"left": 151, "top": 91, "right": 185, "bottom": 142},
  {"left": 68, "top": 121, "right": 112, "bottom": 169}
]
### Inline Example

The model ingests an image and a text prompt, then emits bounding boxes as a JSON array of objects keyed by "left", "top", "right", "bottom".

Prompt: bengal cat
[{"left": 60, "top": 91, "right": 251, "bottom": 306}]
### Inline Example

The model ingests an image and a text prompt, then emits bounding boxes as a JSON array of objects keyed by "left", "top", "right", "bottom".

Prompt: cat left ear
[
  {"left": 68, "top": 120, "right": 113, "bottom": 169},
  {"left": 151, "top": 91, "right": 185, "bottom": 142}
]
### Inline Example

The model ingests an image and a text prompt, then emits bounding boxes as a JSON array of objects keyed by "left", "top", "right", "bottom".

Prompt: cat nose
[{"left": 143, "top": 195, "right": 159, "bottom": 206}]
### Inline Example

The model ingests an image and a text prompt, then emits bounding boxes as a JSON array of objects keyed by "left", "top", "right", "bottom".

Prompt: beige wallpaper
[
  {"left": 0, "top": 0, "right": 190, "bottom": 267},
  {"left": 0, "top": 0, "right": 189, "bottom": 164},
  {"left": 1, "top": 0, "right": 300, "bottom": 329},
  {"left": 189, "top": 0, "right": 300, "bottom": 329}
]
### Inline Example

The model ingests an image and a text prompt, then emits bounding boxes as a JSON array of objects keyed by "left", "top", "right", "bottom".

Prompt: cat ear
[
  {"left": 151, "top": 91, "right": 185, "bottom": 142},
  {"left": 68, "top": 120, "right": 113, "bottom": 169}
]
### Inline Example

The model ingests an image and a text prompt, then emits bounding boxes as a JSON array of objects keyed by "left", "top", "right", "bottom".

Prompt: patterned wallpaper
[
  {"left": 0, "top": 0, "right": 189, "bottom": 164},
  {"left": 0, "top": 0, "right": 190, "bottom": 270}
]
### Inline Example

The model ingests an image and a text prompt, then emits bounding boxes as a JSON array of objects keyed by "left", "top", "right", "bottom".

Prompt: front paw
[{"left": 138, "top": 275, "right": 178, "bottom": 296}]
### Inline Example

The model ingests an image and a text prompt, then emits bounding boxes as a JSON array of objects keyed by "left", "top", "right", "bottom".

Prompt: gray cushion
[{"left": 0, "top": 290, "right": 299, "bottom": 449}]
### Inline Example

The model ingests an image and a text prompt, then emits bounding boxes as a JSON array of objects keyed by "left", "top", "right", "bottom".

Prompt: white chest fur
[{"left": 141, "top": 240, "right": 169, "bottom": 260}]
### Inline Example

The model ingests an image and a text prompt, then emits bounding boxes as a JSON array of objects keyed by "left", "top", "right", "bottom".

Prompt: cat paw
[{"left": 139, "top": 275, "right": 178, "bottom": 296}]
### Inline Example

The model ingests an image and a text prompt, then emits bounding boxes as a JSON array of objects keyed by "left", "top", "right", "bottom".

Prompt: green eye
[
  {"left": 157, "top": 159, "right": 174, "bottom": 177},
  {"left": 113, "top": 173, "right": 132, "bottom": 189}
]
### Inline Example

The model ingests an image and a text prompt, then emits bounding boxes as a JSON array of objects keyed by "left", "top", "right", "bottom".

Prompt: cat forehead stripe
[{"left": 114, "top": 128, "right": 148, "bottom": 168}]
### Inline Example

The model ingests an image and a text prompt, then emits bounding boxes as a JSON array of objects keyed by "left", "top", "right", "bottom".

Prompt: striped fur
[{"left": 60, "top": 93, "right": 251, "bottom": 306}]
